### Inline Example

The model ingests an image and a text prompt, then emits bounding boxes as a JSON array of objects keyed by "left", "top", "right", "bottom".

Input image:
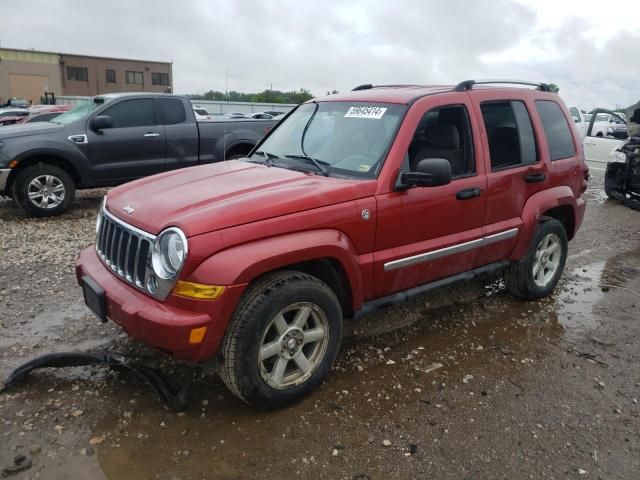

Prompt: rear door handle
[
  {"left": 524, "top": 172, "right": 546, "bottom": 183},
  {"left": 144, "top": 132, "right": 160, "bottom": 138},
  {"left": 456, "top": 187, "right": 482, "bottom": 200}
]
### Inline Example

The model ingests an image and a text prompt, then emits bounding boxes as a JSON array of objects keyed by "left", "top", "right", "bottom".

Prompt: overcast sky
[{"left": 2, "top": 0, "right": 639, "bottom": 109}]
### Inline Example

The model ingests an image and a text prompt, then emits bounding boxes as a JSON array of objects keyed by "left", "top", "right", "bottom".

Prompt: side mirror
[
  {"left": 400, "top": 158, "right": 452, "bottom": 188},
  {"left": 90, "top": 115, "right": 113, "bottom": 131},
  {"left": 574, "top": 117, "right": 580, "bottom": 123}
]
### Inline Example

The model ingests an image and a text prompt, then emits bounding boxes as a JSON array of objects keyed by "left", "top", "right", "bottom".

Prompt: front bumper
[
  {"left": 0, "top": 168, "right": 10, "bottom": 194},
  {"left": 75, "top": 247, "right": 246, "bottom": 361}
]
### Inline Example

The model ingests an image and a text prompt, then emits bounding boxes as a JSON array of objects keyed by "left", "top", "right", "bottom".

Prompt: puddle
[{"left": 555, "top": 261, "right": 605, "bottom": 341}]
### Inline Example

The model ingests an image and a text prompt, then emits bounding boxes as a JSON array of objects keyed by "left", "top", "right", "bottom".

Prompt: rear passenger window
[
  {"left": 535, "top": 100, "right": 576, "bottom": 160},
  {"left": 480, "top": 101, "right": 537, "bottom": 170},
  {"left": 407, "top": 105, "right": 475, "bottom": 178},
  {"left": 157, "top": 98, "right": 186, "bottom": 125}
]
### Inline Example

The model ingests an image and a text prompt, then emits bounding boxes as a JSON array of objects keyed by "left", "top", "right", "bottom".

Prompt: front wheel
[
  {"left": 12, "top": 164, "right": 75, "bottom": 217},
  {"left": 506, "top": 218, "right": 568, "bottom": 300},
  {"left": 219, "top": 271, "right": 343, "bottom": 409}
]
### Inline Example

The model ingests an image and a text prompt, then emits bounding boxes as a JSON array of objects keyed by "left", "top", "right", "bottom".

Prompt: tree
[{"left": 547, "top": 83, "right": 560, "bottom": 93}]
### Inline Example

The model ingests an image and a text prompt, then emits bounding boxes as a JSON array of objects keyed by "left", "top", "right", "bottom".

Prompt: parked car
[
  {"left": 226, "top": 112, "right": 249, "bottom": 119},
  {"left": 0, "top": 97, "right": 29, "bottom": 108},
  {"left": 567, "top": 105, "right": 587, "bottom": 139},
  {"left": 20, "top": 111, "right": 66, "bottom": 123},
  {"left": 15, "top": 104, "right": 73, "bottom": 124},
  {"left": 192, "top": 106, "right": 214, "bottom": 121},
  {"left": 590, "top": 113, "right": 627, "bottom": 138},
  {"left": 263, "top": 110, "right": 286, "bottom": 117},
  {"left": 0, "top": 93, "right": 277, "bottom": 216},
  {"left": 583, "top": 109, "right": 628, "bottom": 170},
  {"left": 75, "top": 80, "right": 587, "bottom": 409},
  {"left": 604, "top": 136, "right": 640, "bottom": 210},
  {"left": 0, "top": 108, "right": 30, "bottom": 126},
  {"left": 250, "top": 112, "right": 275, "bottom": 119}
]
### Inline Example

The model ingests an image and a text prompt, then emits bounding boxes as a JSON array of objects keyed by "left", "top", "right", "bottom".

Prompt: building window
[
  {"left": 67, "top": 67, "right": 88, "bottom": 81},
  {"left": 125, "top": 71, "right": 144, "bottom": 85},
  {"left": 152, "top": 72, "right": 170, "bottom": 86},
  {"left": 106, "top": 69, "right": 116, "bottom": 83}
]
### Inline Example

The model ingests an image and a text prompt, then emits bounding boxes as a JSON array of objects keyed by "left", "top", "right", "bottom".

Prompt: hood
[
  {"left": 106, "top": 161, "right": 375, "bottom": 237},
  {"left": 0, "top": 122, "right": 64, "bottom": 140}
]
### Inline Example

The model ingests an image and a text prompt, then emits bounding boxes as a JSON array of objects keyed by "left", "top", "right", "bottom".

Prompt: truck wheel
[
  {"left": 219, "top": 271, "right": 343, "bottom": 409},
  {"left": 505, "top": 217, "right": 568, "bottom": 300},
  {"left": 12, "top": 164, "right": 75, "bottom": 217}
]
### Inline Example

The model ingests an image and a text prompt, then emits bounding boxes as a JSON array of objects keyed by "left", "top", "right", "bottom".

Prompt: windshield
[
  {"left": 52, "top": 100, "right": 102, "bottom": 125},
  {"left": 250, "top": 101, "right": 407, "bottom": 178}
]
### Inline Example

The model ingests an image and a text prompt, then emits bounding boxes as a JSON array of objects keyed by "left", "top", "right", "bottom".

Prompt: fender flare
[
  {"left": 510, "top": 185, "right": 577, "bottom": 260},
  {"left": 187, "top": 229, "right": 366, "bottom": 310},
  {"left": 13, "top": 147, "right": 91, "bottom": 186}
]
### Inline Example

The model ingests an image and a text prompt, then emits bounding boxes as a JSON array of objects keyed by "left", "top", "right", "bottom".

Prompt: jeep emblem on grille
[{"left": 123, "top": 205, "right": 135, "bottom": 214}]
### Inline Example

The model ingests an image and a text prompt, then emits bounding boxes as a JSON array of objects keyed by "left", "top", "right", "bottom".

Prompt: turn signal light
[
  {"left": 189, "top": 326, "right": 208, "bottom": 344},
  {"left": 173, "top": 281, "right": 225, "bottom": 300}
]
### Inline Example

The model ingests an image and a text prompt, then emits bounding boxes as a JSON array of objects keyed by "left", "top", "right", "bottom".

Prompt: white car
[
  {"left": 590, "top": 113, "right": 627, "bottom": 138},
  {"left": 568, "top": 105, "right": 587, "bottom": 139},
  {"left": 193, "top": 106, "right": 214, "bottom": 120}
]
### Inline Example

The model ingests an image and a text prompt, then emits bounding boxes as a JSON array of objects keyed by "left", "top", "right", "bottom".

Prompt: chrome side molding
[{"left": 384, "top": 228, "right": 518, "bottom": 271}]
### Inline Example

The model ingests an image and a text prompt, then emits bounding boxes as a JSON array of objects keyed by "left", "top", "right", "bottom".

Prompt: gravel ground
[{"left": 1, "top": 174, "right": 639, "bottom": 480}]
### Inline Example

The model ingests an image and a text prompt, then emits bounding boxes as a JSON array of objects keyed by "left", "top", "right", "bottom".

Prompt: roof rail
[
  {"left": 352, "top": 84, "right": 373, "bottom": 91},
  {"left": 351, "top": 84, "right": 427, "bottom": 91},
  {"left": 454, "top": 79, "right": 551, "bottom": 92}
]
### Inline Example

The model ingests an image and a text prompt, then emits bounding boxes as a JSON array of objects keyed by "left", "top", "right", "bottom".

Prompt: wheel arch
[
  {"left": 186, "top": 229, "right": 366, "bottom": 314},
  {"left": 7, "top": 153, "right": 85, "bottom": 193},
  {"left": 510, "top": 186, "right": 579, "bottom": 260}
]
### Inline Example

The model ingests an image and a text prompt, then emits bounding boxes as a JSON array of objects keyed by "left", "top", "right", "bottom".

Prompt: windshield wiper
[
  {"left": 284, "top": 154, "right": 330, "bottom": 177},
  {"left": 253, "top": 150, "right": 279, "bottom": 166}
]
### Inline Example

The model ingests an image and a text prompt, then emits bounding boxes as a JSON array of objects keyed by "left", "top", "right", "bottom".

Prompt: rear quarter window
[{"left": 535, "top": 100, "right": 576, "bottom": 160}]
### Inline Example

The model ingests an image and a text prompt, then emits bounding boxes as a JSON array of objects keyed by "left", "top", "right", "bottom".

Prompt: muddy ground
[{"left": 0, "top": 172, "right": 639, "bottom": 480}]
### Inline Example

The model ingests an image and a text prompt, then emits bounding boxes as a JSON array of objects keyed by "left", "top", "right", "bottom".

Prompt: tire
[
  {"left": 219, "top": 270, "right": 343, "bottom": 409},
  {"left": 604, "top": 162, "right": 624, "bottom": 200},
  {"left": 12, "top": 164, "right": 75, "bottom": 217},
  {"left": 505, "top": 217, "right": 568, "bottom": 300}
]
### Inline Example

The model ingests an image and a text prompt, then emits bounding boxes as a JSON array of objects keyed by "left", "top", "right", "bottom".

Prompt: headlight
[
  {"left": 608, "top": 150, "right": 626, "bottom": 163},
  {"left": 151, "top": 227, "right": 188, "bottom": 280}
]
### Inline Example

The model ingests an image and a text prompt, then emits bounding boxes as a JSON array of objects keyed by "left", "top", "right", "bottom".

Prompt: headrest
[
  {"left": 426, "top": 123, "right": 460, "bottom": 149},
  {"left": 491, "top": 126, "right": 519, "bottom": 145}
]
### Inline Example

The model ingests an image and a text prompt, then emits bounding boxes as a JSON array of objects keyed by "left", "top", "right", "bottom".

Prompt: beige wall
[
  {"left": 0, "top": 49, "right": 62, "bottom": 104},
  {"left": 60, "top": 55, "right": 172, "bottom": 96}
]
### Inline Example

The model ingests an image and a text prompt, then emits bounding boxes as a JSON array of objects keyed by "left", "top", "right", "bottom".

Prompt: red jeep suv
[{"left": 76, "top": 80, "right": 588, "bottom": 408}]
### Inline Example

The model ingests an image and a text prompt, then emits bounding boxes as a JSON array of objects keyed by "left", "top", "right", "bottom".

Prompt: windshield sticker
[
  {"left": 358, "top": 164, "right": 372, "bottom": 172},
  {"left": 344, "top": 106, "right": 387, "bottom": 119}
]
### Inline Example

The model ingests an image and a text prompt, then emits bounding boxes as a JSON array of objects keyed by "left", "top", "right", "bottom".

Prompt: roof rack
[
  {"left": 454, "top": 79, "right": 551, "bottom": 92},
  {"left": 351, "top": 84, "right": 429, "bottom": 91}
]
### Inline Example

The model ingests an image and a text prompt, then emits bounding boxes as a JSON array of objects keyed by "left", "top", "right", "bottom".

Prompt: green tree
[{"left": 547, "top": 83, "right": 560, "bottom": 93}]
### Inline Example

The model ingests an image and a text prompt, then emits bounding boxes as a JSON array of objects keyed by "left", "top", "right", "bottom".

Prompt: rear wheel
[
  {"left": 219, "top": 271, "right": 343, "bottom": 409},
  {"left": 12, "top": 164, "right": 75, "bottom": 217},
  {"left": 506, "top": 218, "right": 568, "bottom": 300}
]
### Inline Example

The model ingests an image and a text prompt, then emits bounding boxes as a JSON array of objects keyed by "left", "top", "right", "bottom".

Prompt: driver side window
[{"left": 407, "top": 105, "right": 475, "bottom": 178}]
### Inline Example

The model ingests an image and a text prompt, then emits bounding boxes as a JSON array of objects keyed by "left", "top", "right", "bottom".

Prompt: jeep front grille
[{"left": 96, "top": 208, "right": 156, "bottom": 291}]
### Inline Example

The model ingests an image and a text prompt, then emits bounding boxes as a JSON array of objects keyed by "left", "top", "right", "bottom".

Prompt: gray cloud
[{"left": 1, "top": 0, "right": 638, "bottom": 108}]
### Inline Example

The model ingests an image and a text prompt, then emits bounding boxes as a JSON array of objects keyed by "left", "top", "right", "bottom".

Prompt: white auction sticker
[{"left": 344, "top": 106, "right": 387, "bottom": 119}]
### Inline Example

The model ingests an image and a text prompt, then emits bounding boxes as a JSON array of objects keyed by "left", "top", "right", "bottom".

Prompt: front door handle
[
  {"left": 456, "top": 187, "right": 482, "bottom": 200},
  {"left": 144, "top": 132, "right": 160, "bottom": 138},
  {"left": 524, "top": 172, "right": 546, "bottom": 183}
]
